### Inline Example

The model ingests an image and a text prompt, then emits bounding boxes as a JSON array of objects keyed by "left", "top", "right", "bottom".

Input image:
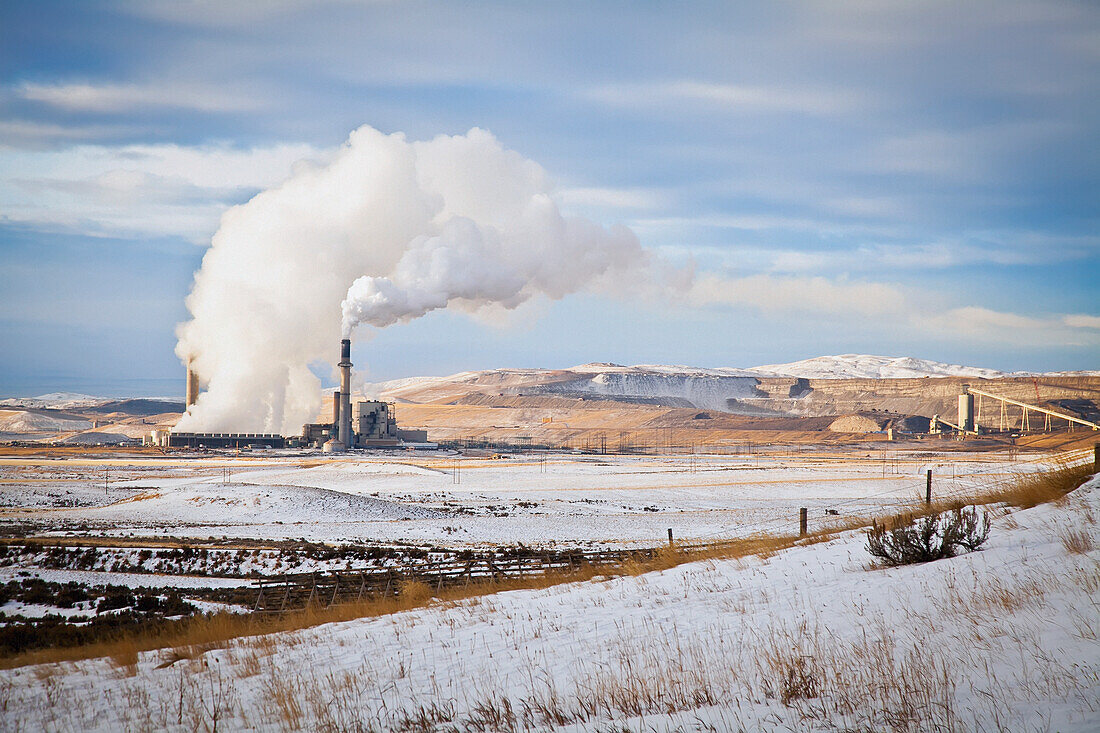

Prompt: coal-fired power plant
[
  {"left": 306, "top": 337, "right": 427, "bottom": 451},
  {"left": 159, "top": 337, "right": 427, "bottom": 450}
]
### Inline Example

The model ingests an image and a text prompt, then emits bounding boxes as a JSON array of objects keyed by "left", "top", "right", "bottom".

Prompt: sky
[{"left": 1, "top": 0, "right": 1098, "bottom": 397}]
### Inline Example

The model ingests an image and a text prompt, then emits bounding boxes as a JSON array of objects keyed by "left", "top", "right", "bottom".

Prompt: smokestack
[
  {"left": 185, "top": 359, "right": 199, "bottom": 409},
  {"left": 338, "top": 339, "right": 352, "bottom": 447},
  {"left": 332, "top": 390, "right": 340, "bottom": 427}
]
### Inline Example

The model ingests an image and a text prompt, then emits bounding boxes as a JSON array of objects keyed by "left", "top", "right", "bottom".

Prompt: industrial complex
[{"left": 151, "top": 338, "right": 427, "bottom": 450}]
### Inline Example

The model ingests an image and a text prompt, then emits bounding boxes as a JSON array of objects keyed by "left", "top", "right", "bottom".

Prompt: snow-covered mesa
[
  {"left": 366, "top": 353, "right": 1098, "bottom": 407},
  {"left": 749, "top": 353, "right": 1019, "bottom": 379}
]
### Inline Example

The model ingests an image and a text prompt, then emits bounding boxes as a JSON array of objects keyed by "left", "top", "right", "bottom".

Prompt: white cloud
[
  {"left": 0, "top": 120, "right": 144, "bottom": 146},
  {"left": 19, "top": 82, "right": 268, "bottom": 113},
  {"left": 915, "top": 307, "right": 1100, "bottom": 347},
  {"left": 862, "top": 121, "right": 1074, "bottom": 180},
  {"left": 687, "top": 273, "right": 906, "bottom": 317},
  {"left": 0, "top": 141, "right": 327, "bottom": 240},
  {"left": 1064, "top": 314, "right": 1100, "bottom": 329},
  {"left": 558, "top": 186, "right": 667, "bottom": 210},
  {"left": 684, "top": 273, "right": 1100, "bottom": 350},
  {"left": 119, "top": 0, "right": 350, "bottom": 27},
  {"left": 587, "top": 80, "right": 863, "bottom": 115},
  {"left": 629, "top": 213, "right": 900, "bottom": 238}
]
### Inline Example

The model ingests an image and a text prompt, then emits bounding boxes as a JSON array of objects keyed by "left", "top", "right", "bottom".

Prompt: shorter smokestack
[
  {"left": 185, "top": 359, "right": 199, "bottom": 409},
  {"left": 332, "top": 390, "right": 340, "bottom": 427},
  {"left": 338, "top": 338, "right": 352, "bottom": 447}
]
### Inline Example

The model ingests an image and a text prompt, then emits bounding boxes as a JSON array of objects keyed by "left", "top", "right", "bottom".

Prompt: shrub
[
  {"left": 867, "top": 507, "right": 990, "bottom": 566},
  {"left": 97, "top": 586, "right": 135, "bottom": 613}
]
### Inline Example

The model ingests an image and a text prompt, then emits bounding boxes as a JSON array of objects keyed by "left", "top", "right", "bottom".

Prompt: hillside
[
  {"left": 6, "top": 471, "right": 1098, "bottom": 731},
  {"left": 362, "top": 357, "right": 1100, "bottom": 445}
]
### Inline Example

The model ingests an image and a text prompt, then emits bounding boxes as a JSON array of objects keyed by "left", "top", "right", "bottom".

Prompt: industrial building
[
  {"left": 164, "top": 432, "right": 286, "bottom": 449},
  {"left": 302, "top": 339, "right": 427, "bottom": 450},
  {"left": 159, "top": 337, "right": 427, "bottom": 450}
]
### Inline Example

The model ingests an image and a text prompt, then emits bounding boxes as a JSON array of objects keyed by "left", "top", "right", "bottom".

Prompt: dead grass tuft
[{"left": 1060, "top": 527, "right": 1095, "bottom": 554}]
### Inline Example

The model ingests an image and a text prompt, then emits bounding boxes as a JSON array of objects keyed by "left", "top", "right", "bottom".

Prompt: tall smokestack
[
  {"left": 185, "top": 359, "right": 199, "bottom": 409},
  {"left": 338, "top": 339, "right": 352, "bottom": 447}
]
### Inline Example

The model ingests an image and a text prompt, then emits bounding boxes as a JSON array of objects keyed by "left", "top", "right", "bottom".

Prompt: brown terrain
[
  {"left": 3, "top": 374, "right": 1097, "bottom": 453},
  {"left": 380, "top": 373, "right": 1100, "bottom": 450}
]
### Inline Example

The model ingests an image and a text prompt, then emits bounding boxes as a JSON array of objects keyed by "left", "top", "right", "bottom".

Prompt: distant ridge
[
  {"left": 746, "top": 354, "right": 1011, "bottom": 380},
  {"left": 0, "top": 393, "right": 107, "bottom": 410},
  {"left": 360, "top": 354, "right": 1099, "bottom": 413},
  {"left": 366, "top": 354, "right": 1097, "bottom": 397}
]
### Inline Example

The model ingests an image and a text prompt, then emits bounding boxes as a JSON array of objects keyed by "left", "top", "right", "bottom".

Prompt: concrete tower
[
  {"left": 185, "top": 359, "right": 199, "bottom": 409},
  {"left": 958, "top": 391, "right": 975, "bottom": 432},
  {"left": 338, "top": 339, "right": 353, "bottom": 448}
]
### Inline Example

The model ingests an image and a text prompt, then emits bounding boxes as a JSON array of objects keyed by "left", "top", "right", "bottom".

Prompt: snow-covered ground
[
  {"left": 1, "top": 450, "right": 1061, "bottom": 548},
  {"left": 0, "top": 568, "right": 251, "bottom": 589},
  {"left": 4, "top": 473, "right": 1097, "bottom": 731}
]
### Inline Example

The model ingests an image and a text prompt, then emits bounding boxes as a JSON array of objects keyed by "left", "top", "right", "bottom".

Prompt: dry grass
[
  {"left": 1060, "top": 527, "right": 1095, "bottom": 554},
  {"left": 969, "top": 458, "right": 1095, "bottom": 509}
]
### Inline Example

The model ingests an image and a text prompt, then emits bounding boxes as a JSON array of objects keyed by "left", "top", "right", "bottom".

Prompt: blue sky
[{"left": 1, "top": 0, "right": 1098, "bottom": 397}]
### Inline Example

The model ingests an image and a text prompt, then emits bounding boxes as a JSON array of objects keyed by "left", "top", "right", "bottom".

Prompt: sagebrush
[{"left": 867, "top": 507, "right": 991, "bottom": 566}]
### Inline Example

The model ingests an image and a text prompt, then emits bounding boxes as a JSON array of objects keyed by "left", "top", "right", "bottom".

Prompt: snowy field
[
  {"left": 0, "top": 449, "right": 1066, "bottom": 549},
  {"left": 3, "top": 473, "right": 1097, "bottom": 732},
  {"left": 0, "top": 449, "right": 1072, "bottom": 549}
]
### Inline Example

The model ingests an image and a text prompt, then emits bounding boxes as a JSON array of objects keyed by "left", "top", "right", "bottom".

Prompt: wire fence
[{"left": 244, "top": 447, "right": 1096, "bottom": 613}]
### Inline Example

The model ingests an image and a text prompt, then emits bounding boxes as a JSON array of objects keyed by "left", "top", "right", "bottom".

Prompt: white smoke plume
[{"left": 175, "top": 126, "right": 645, "bottom": 435}]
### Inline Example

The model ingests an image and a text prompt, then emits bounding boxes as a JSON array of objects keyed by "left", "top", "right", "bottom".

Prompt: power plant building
[
  {"left": 162, "top": 337, "right": 427, "bottom": 450},
  {"left": 165, "top": 432, "right": 286, "bottom": 449},
  {"left": 302, "top": 398, "right": 427, "bottom": 449}
]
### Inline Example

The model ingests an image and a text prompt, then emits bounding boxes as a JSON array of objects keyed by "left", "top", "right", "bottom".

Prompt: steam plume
[{"left": 175, "top": 126, "right": 644, "bottom": 434}]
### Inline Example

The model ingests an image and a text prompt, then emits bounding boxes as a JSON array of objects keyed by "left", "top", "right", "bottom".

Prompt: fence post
[
  {"left": 667, "top": 528, "right": 674, "bottom": 547},
  {"left": 926, "top": 469, "right": 933, "bottom": 506},
  {"left": 799, "top": 507, "right": 808, "bottom": 537},
  {"left": 1094, "top": 443, "right": 1099, "bottom": 470}
]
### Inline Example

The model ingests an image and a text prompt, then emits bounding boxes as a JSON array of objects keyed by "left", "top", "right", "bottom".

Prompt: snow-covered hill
[
  {"left": 0, "top": 410, "right": 92, "bottom": 433},
  {"left": 747, "top": 354, "right": 1013, "bottom": 379},
  {"left": 365, "top": 354, "right": 1094, "bottom": 410},
  {"left": 0, "top": 393, "right": 107, "bottom": 409}
]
